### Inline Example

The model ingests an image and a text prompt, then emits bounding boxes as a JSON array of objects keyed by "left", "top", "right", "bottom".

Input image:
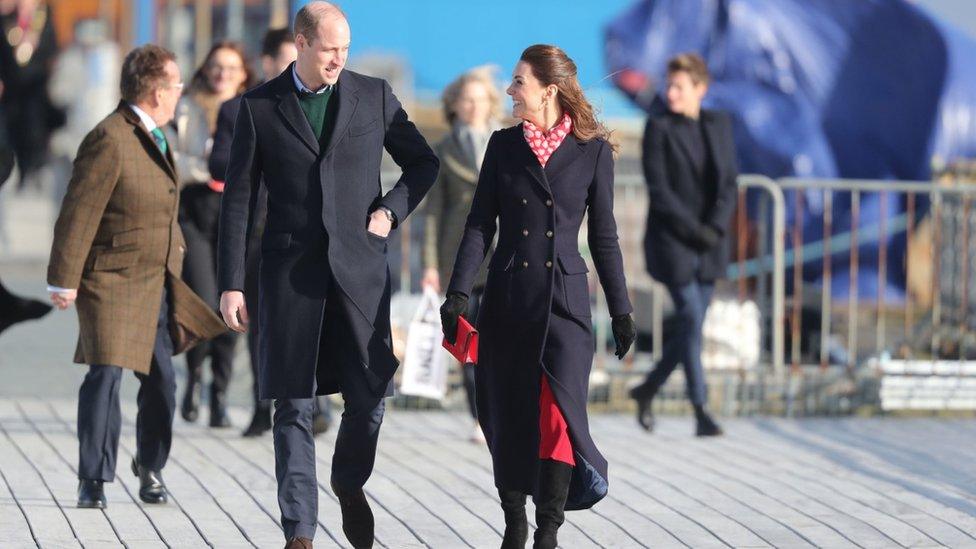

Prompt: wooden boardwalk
[{"left": 1, "top": 398, "right": 976, "bottom": 548}]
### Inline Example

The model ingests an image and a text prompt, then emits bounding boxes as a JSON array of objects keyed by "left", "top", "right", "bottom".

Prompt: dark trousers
[
  {"left": 77, "top": 289, "right": 175, "bottom": 480},
  {"left": 180, "top": 185, "right": 237, "bottom": 396},
  {"left": 273, "top": 284, "right": 386, "bottom": 541},
  {"left": 641, "top": 281, "right": 714, "bottom": 406},
  {"left": 461, "top": 287, "right": 483, "bottom": 420}
]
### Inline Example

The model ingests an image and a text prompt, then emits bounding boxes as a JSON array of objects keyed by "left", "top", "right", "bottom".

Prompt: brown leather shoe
[{"left": 284, "top": 537, "right": 312, "bottom": 549}]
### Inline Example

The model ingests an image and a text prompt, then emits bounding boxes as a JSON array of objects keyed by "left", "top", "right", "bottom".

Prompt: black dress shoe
[
  {"left": 242, "top": 407, "right": 272, "bottom": 437},
  {"left": 331, "top": 481, "right": 374, "bottom": 548},
  {"left": 131, "top": 458, "right": 168, "bottom": 504},
  {"left": 694, "top": 406, "right": 723, "bottom": 437},
  {"left": 77, "top": 479, "right": 106, "bottom": 509},
  {"left": 628, "top": 384, "right": 656, "bottom": 432}
]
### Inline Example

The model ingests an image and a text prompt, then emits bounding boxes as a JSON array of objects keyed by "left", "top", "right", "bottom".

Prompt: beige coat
[{"left": 48, "top": 102, "right": 226, "bottom": 374}]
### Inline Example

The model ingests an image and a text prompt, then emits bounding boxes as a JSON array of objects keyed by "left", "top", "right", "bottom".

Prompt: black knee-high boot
[
  {"left": 533, "top": 459, "right": 572, "bottom": 549},
  {"left": 498, "top": 489, "right": 528, "bottom": 548}
]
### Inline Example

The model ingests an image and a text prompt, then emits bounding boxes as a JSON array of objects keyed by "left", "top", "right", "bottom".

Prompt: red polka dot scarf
[{"left": 522, "top": 113, "right": 573, "bottom": 167}]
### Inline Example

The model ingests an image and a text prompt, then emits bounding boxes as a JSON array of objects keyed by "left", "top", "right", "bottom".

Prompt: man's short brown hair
[
  {"left": 294, "top": 2, "right": 346, "bottom": 44},
  {"left": 667, "top": 53, "right": 710, "bottom": 86},
  {"left": 120, "top": 44, "right": 177, "bottom": 103}
]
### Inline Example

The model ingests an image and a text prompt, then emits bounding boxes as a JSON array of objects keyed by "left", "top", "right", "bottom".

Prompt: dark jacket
[
  {"left": 642, "top": 110, "right": 739, "bottom": 286},
  {"left": 217, "top": 66, "right": 438, "bottom": 398},
  {"left": 448, "top": 125, "right": 631, "bottom": 510}
]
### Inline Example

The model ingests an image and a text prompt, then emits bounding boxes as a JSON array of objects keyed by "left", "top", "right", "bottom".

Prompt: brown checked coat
[{"left": 47, "top": 102, "right": 226, "bottom": 374}]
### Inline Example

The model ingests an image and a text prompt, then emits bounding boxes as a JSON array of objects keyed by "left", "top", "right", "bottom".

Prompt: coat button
[
  {"left": 546, "top": 230, "right": 553, "bottom": 238},
  {"left": 521, "top": 198, "right": 528, "bottom": 205},
  {"left": 545, "top": 260, "right": 553, "bottom": 268},
  {"left": 546, "top": 199, "right": 553, "bottom": 206},
  {"left": 522, "top": 261, "right": 529, "bottom": 268},
  {"left": 522, "top": 229, "right": 529, "bottom": 236}
]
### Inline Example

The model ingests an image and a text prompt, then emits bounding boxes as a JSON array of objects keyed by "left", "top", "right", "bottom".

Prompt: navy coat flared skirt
[{"left": 448, "top": 125, "right": 632, "bottom": 510}]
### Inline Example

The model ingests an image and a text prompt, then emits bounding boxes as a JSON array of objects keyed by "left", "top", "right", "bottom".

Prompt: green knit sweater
[{"left": 298, "top": 88, "right": 336, "bottom": 147}]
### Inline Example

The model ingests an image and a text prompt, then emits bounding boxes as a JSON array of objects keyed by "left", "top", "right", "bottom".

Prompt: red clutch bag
[{"left": 442, "top": 316, "right": 479, "bottom": 365}]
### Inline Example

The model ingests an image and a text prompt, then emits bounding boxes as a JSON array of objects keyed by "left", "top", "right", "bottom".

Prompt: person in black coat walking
[
  {"left": 441, "top": 44, "right": 635, "bottom": 549},
  {"left": 216, "top": 4, "right": 438, "bottom": 548},
  {"left": 210, "top": 28, "right": 333, "bottom": 439},
  {"left": 629, "top": 53, "right": 739, "bottom": 437}
]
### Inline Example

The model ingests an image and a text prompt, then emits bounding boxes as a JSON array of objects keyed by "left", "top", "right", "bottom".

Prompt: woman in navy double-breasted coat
[{"left": 442, "top": 45, "right": 636, "bottom": 549}]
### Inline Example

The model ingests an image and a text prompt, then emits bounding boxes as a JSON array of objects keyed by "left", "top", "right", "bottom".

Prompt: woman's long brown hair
[
  {"left": 189, "top": 40, "right": 255, "bottom": 95},
  {"left": 519, "top": 44, "right": 615, "bottom": 151}
]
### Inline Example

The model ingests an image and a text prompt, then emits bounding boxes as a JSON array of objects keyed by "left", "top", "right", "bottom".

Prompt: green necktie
[{"left": 150, "top": 127, "right": 168, "bottom": 155}]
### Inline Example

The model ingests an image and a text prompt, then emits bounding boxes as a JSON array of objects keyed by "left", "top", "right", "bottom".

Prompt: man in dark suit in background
[
  {"left": 630, "top": 53, "right": 739, "bottom": 437},
  {"left": 217, "top": 3, "right": 438, "bottom": 548},
  {"left": 211, "top": 28, "right": 333, "bottom": 439}
]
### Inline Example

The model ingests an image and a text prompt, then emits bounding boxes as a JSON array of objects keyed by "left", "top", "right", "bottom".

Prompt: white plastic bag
[{"left": 399, "top": 287, "right": 448, "bottom": 400}]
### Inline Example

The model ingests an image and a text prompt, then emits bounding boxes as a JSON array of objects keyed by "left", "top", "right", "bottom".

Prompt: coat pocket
[
  {"left": 111, "top": 228, "right": 144, "bottom": 248},
  {"left": 348, "top": 119, "right": 379, "bottom": 137},
  {"left": 558, "top": 253, "right": 591, "bottom": 317},
  {"left": 91, "top": 249, "right": 140, "bottom": 272}
]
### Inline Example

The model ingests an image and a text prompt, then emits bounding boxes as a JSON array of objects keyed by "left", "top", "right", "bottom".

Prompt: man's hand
[
  {"left": 219, "top": 290, "right": 249, "bottom": 333},
  {"left": 50, "top": 289, "right": 77, "bottom": 310},
  {"left": 422, "top": 268, "right": 441, "bottom": 293},
  {"left": 367, "top": 209, "right": 393, "bottom": 238}
]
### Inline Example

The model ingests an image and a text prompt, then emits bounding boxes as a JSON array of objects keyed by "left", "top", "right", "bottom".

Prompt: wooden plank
[{"left": 0, "top": 400, "right": 81, "bottom": 548}]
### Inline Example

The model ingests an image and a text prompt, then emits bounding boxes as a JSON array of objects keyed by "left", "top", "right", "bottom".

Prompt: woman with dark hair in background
[
  {"left": 423, "top": 65, "right": 502, "bottom": 444},
  {"left": 441, "top": 45, "right": 635, "bottom": 549},
  {"left": 168, "top": 41, "right": 254, "bottom": 428},
  {"left": 629, "top": 53, "right": 739, "bottom": 437}
]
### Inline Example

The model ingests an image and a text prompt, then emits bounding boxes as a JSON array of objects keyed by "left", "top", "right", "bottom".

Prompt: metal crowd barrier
[{"left": 385, "top": 169, "right": 976, "bottom": 414}]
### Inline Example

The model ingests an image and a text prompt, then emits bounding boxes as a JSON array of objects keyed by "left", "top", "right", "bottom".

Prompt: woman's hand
[
  {"left": 611, "top": 314, "right": 636, "bottom": 359},
  {"left": 422, "top": 268, "right": 441, "bottom": 293},
  {"left": 440, "top": 292, "right": 469, "bottom": 344}
]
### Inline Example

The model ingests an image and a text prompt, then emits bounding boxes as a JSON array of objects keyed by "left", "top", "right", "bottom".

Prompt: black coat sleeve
[
  {"left": 642, "top": 117, "right": 708, "bottom": 245},
  {"left": 376, "top": 80, "right": 439, "bottom": 227},
  {"left": 588, "top": 141, "right": 633, "bottom": 317},
  {"left": 705, "top": 113, "right": 740, "bottom": 235},
  {"left": 209, "top": 97, "right": 240, "bottom": 181},
  {"left": 447, "top": 132, "right": 500, "bottom": 298},
  {"left": 217, "top": 96, "right": 261, "bottom": 293}
]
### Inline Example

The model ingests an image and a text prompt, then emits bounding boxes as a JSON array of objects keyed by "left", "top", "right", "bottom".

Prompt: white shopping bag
[
  {"left": 399, "top": 287, "right": 449, "bottom": 400},
  {"left": 702, "top": 299, "right": 761, "bottom": 371}
]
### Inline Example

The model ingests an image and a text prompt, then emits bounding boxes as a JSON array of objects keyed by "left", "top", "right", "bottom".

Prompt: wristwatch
[{"left": 376, "top": 206, "right": 396, "bottom": 225}]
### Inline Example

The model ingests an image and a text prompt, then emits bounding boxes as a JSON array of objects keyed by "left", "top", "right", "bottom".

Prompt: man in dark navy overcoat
[{"left": 216, "top": 3, "right": 438, "bottom": 547}]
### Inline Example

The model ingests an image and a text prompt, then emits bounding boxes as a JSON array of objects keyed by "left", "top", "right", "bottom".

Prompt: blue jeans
[{"left": 641, "top": 281, "right": 714, "bottom": 406}]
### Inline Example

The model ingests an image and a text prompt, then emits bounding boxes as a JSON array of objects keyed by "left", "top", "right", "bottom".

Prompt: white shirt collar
[
  {"left": 292, "top": 64, "right": 332, "bottom": 95},
  {"left": 128, "top": 103, "right": 157, "bottom": 132}
]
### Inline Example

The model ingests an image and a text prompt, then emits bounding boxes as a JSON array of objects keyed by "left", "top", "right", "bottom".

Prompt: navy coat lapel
[
  {"left": 323, "top": 72, "right": 360, "bottom": 158},
  {"left": 544, "top": 133, "right": 586, "bottom": 183},
  {"left": 515, "top": 125, "right": 551, "bottom": 196},
  {"left": 273, "top": 68, "right": 320, "bottom": 156}
]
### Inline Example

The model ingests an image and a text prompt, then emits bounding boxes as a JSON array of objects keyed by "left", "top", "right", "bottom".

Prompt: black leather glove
[
  {"left": 611, "top": 314, "right": 636, "bottom": 360},
  {"left": 691, "top": 225, "right": 721, "bottom": 251},
  {"left": 440, "top": 292, "right": 469, "bottom": 344}
]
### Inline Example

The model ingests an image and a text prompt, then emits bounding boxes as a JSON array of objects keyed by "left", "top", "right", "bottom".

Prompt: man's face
[
  {"left": 296, "top": 16, "right": 350, "bottom": 87},
  {"left": 155, "top": 59, "right": 183, "bottom": 125}
]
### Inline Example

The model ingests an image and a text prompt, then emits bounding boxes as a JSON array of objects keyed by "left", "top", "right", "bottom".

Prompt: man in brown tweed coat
[{"left": 47, "top": 45, "right": 225, "bottom": 510}]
